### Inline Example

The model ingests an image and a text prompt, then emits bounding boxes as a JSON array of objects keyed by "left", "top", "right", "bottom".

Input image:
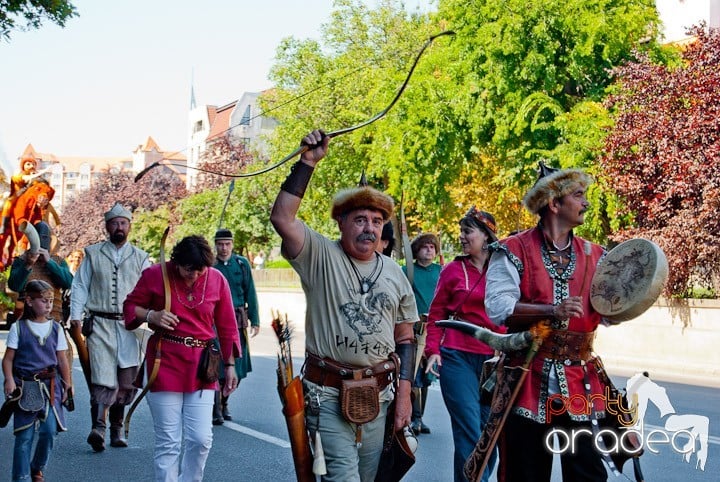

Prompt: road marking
[{"left": 223, "top": 421, "right": 291, "bottom": 448}]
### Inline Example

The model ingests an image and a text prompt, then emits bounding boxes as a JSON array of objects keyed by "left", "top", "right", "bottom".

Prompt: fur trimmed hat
[
  {"left": 331, "top": 186, "right": 394, "bottom": 222},
  {"left": 523, "top": 161, "right": 592, "bottom": 215},
  {"left": 411, "top": 233, "right": 440, "bottom": 259},
  {"left": 104, "top": 202, "right": 132, "bottom": 222}
]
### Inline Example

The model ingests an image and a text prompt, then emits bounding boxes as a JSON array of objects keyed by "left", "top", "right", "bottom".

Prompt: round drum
[{"left": 590, "top": 239, "right": 668, "bottom": 322}]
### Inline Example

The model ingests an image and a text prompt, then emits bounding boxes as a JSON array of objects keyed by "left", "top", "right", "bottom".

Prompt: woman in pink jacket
[{"left": 424, "top": 207, "right": 504, "bottom": 482}]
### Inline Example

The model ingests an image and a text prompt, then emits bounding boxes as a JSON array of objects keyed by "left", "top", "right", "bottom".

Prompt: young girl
[{"left": 2, "top": 279, "right": 72, "bottom": 482}]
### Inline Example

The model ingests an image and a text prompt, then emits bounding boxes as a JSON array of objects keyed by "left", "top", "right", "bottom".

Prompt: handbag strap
[{"left": 125, "top": 227, "right": 171, "bottom": 438}]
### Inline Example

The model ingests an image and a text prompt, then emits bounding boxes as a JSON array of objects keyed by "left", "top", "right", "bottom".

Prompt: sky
[{"left": 0, "top": 0, "right": 433, "bottom": 175}]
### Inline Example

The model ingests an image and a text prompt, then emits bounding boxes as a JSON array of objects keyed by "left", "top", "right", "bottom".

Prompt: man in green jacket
[{"left": 212, "top": 228, "right": 260, "bottom": 425}]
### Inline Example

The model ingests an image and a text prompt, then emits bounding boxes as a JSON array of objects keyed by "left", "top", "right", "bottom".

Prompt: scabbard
[{"left": 463, "top": 358, "right": 529, "bottom": 482}]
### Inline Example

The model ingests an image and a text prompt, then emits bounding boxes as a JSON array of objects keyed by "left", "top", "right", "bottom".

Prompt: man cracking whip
[{"left": 271, "top": 130, "right": 418, "bottom": 481}]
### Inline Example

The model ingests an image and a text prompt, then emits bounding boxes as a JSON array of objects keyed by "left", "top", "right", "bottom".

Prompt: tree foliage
[
  {"left": 167, "top": 134, "right": 278, "bottom": 256},
  {"left": 193, "top": 135, "right": 254, "bottom": 192},
  {"left": 57, "top": 167, "right": 186, "bottom": 256},
  {"left": 1, "top": 0, "right": 78, "bottom": 41},
  {"left": 262, "top": 0, "right": 667, "bottom": 243},
  {"left": 601, "top": 26, "right": 720, "bottom": 296}
]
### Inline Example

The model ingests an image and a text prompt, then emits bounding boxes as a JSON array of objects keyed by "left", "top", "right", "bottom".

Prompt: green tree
[
  {"left": 430, "top": 0, "right": 670, "bottom": 242},
  {"left": 1, "top": 0, "right": 78, "bottom": 41},
  {"left": 175, "top": 177, "right": 277, "bottom": 258},
  {"left": 263, "top": 0, "right": 438, "bottom": 238},
  {"left": 262, "top": 0, "right": 669, "bottom": 242},
  {"left": 601, "top": 26, "right": 720, "bottom": 297}
]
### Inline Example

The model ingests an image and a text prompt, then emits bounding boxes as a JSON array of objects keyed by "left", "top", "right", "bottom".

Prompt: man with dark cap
[
  {"left": 69, "top": 202, "right": 150, "bottom": 452},
  {"left": 402, "top": 232, "right": 442, "bottom": 435},
  {"left": 379, "top": 221, "right": 395, "bottom": 257},
  {"left": 270, "top": 130, "right": 418, "bottom": 481},
  {"left": 212, "top": 228, "right": 259, "bottom": 425},
  {"left": 485, "top": 162, "right": 610, "bottom": 481}
]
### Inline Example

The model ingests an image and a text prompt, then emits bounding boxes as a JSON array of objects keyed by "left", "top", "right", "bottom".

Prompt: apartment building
[
  {"left": 12, "top": 139, "right": 186, "bottom": 213},
  {"left": 186, "top": 91, "right": 277, "bottom": 190}
]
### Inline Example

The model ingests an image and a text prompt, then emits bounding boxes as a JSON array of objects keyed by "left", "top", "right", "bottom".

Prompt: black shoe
[
  {"left": 410, "top": 420, "right": 422, "bottom": 436},
  {"left": 419, "top": 421, "right": 431, "bottom": 434},
  {"left": 222, "top": 405, "right": 232, "bottom": 421},
  {"left": 87, "top": 429, "right": 106, "bottom": 452}
]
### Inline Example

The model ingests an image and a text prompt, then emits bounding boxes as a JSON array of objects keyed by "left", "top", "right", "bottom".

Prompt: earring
[{"left": 482, "top": 243, "right": 488, "bottom": 251}]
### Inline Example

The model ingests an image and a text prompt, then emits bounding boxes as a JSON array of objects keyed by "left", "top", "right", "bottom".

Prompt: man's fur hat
[
  {"left": 331, "top": 186, "right": 394, "bottom": 222},
  {"left": 411, "top": 233, "right": 440, "bottom": 259},
  {"left": 523, "top": 161, "right": 592, "bottom": 215}
]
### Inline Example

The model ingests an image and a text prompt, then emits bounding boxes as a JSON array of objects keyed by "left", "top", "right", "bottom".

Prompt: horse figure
[
  {"left": 0, "top": 178, "right": 55, "bottom": 268},
  {"left": 626, "top": 372, "right": 709, "bottom": 471}
]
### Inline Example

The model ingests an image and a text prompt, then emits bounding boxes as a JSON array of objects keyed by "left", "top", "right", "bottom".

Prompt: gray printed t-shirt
[{"left": 289, "top": 223, "right": 418, "bottom": 367}]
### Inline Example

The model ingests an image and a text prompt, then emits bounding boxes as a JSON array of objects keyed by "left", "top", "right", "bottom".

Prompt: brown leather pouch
[
  {"left": 197, "top": 340, "right": 221, "bottom": 383},
  {"left": 340, "top": 373, "right": 380, "bottom": 424},
  {"left": 235, "top": 307, "right": 249, "bottom": 329}
]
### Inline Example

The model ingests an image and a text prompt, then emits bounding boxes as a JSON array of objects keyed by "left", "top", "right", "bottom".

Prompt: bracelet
[
  {"left": 145, "top": 309, "right": 154, "bottom": 323},
  {"left": 225, "top": 363, "right": 235, "bottom": 366},
  {"left": 280, "top": 161, "right": 314, "bottom": 198}
]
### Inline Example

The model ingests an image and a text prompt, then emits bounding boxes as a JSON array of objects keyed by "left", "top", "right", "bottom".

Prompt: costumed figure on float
[{"left": 0, "top": 154, "right": 57, "bottom": 269}]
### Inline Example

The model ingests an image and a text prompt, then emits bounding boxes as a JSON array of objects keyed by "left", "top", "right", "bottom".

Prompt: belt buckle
[{"left": 183, "top": 336, "right": 195, "bottom": 347}]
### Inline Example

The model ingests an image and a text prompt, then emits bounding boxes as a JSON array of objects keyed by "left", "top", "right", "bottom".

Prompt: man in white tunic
[{"left": 69, "top": 203, "right": 150, "bottom": 452}]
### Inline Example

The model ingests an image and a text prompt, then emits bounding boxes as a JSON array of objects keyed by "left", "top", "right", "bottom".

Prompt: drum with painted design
[{"left": 590, "top": 239, "right": 668, "bottom": 322}]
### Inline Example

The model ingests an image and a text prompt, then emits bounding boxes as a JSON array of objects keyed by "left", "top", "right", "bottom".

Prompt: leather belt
[
  {"left": 537, "top": 329, "right": 594, "bottom": 363},
  {"left": 89, "top": 310, "right": 124, "bottom": 321},
  {"left": 18, "top": 368, "right": 57, "bottom": 381},
  {"left": 160, "top": 332, "right": 212, "bottom": 348},
  {"left": 302, "top": 352, "right": 395, "bottom": 390}
]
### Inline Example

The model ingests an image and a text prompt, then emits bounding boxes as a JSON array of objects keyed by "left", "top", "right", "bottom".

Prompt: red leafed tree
[
  {"left": 57, "top": 167, "right": 187, "bottom": 255},
  {"left": 601, "top": 25, "right": 720, "bottom": 297},
  {"left": 193, "top": 135, "right": 254, "bottom": 192}
]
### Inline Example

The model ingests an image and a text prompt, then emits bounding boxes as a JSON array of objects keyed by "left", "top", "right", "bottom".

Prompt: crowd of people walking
[{"left": 1, "top": 130, "right": 626, "bottom": 482}]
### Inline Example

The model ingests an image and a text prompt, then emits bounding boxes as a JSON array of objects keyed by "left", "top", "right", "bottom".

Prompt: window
[
  {"left": 239, "top": 105, "right": 251, "bottom": 126},
  {"left": 193, "top": 120, "right": 204, "bottom": 133}
]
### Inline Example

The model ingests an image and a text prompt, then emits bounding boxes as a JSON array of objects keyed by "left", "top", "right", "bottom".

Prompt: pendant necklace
[
  {"left": 174, "top": 270, "right": 209, "bottom": 309},
  {"left": 344, "top": 251, "right": 383, "bottom": 294},
  {"left": 544, "top": 232, "right": 573, "bottom": 275}
]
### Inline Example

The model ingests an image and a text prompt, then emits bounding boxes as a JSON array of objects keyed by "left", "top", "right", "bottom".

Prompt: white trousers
[{"left": 146, "top": 390, "right": 215, "bottom": 482}]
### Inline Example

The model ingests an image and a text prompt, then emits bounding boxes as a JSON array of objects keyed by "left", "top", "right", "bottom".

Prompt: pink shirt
[
  {"left": 124, "top": 262, "right": 241, "bottom": 392},
  {"left": 425, "top": 256, "right": 504, "bottom": 357}
]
